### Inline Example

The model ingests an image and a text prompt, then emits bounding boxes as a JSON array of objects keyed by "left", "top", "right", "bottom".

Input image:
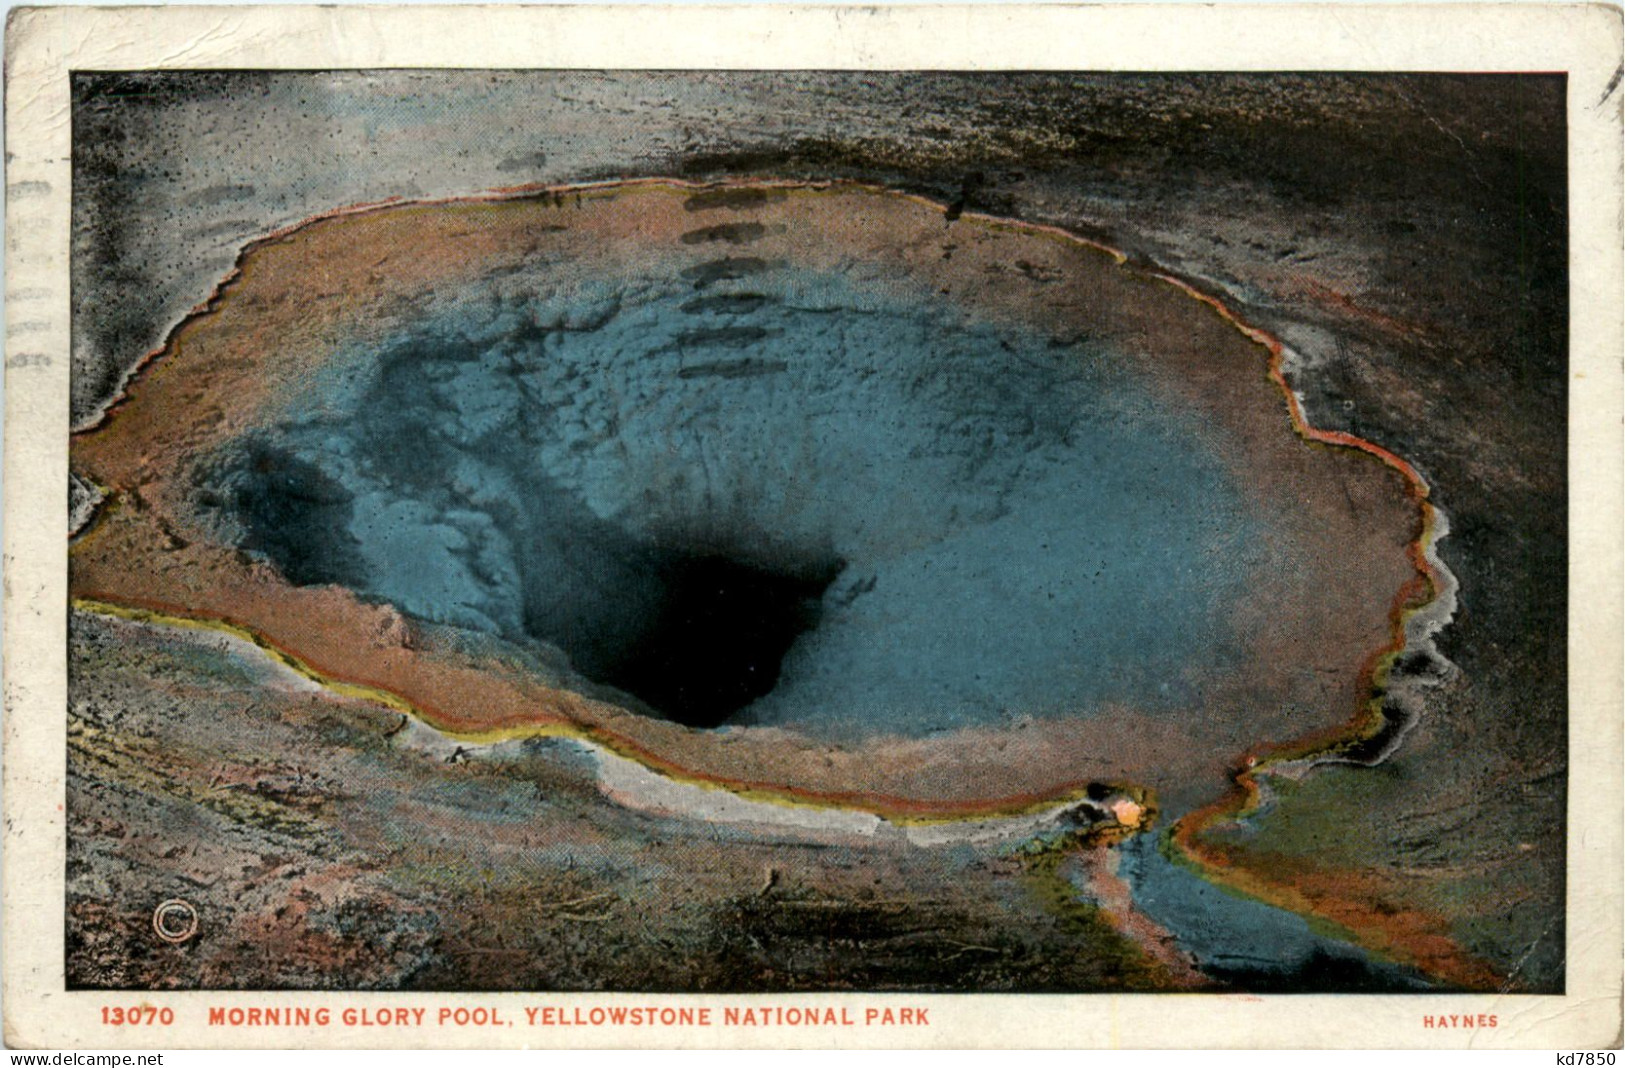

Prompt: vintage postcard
[{"left": 4, "top": 3, "right": 1621, "bottom": 1050}]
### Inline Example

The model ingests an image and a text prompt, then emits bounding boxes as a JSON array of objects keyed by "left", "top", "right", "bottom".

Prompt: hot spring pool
[
  {"left": 71, "top": 180, "right": 1422, "bottom": 812},
  {"left": 196, "top": 268, "right": 1262, "bottom": 737}
]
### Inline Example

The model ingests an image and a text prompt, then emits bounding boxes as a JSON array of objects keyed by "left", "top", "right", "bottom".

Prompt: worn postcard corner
[{"left": 4, "top": 2, "right": 1622, "bottom": 1051}]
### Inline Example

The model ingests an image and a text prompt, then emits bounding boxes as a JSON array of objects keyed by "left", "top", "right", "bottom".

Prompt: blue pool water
[
  {"left": 1115, "top": 831, "right": 1436, "bottom": 990},
  {"left": 198, "top": 267, "right": 1268, "bottom": 737}
]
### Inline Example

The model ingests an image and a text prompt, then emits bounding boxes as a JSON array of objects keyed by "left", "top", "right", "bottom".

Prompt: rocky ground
[{"left": 68, "top": 610, "right": 1185, "bottom": 991}]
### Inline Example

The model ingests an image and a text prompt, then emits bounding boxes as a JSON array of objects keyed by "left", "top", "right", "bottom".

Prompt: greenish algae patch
[
  {"left": 69, "top": 716, "right": 330, "bottom": 840},
  {"left": 1197, "top": 758, "right": 1557, "bottom": 990},
  {"left": 1015, "top": 847, "right": 1172, "bottom": 991}
]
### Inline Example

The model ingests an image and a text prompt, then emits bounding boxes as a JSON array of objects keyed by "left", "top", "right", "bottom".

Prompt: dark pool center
[{"left": 196, "top": 266, "right": 1268, "bottom": 738}]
